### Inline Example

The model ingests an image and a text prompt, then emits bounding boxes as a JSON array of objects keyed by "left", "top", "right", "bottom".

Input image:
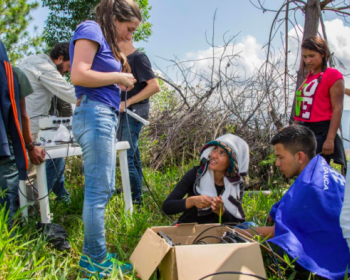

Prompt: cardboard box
[{"left": 130, "top": 223, "right": 266, "bottom": 280}]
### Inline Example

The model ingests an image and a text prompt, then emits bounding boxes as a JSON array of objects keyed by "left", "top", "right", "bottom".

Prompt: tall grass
[{"left": 0, "top": 161, "right": 331, "bottom": 279}]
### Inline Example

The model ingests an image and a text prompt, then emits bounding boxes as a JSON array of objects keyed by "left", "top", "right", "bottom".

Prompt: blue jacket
[
  {"left": 269, "top": 155, "right": 350, "bottom": 280},
  {"left": 0, "top": 40, "right": 27, "bottom": 179}
]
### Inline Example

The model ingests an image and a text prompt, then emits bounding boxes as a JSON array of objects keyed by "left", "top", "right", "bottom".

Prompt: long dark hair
[
  {"left": 95, "top": 0, "right": 142, "bottom": 72},
  {"left": 301, "top": 36, "right": 330, "bottom": 73}
]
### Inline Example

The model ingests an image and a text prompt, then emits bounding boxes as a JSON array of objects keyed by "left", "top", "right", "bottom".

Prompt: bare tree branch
[{"left": 157, "top": 76, "right": 190, "bottom": 109}]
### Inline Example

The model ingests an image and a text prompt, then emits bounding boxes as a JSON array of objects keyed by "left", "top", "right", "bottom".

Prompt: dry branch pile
[{"left": 142, "top": 60, "right": 292, "bottom": 182}]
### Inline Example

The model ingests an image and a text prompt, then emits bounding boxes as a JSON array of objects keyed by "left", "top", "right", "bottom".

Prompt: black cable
[
  {"left": 237, "top": 225, "right": 283, "bottom": 278},
  {"left": 123, "top": 89, "right": 175, "bottom": 223},
  {"left": 199, "top": 271, "right": 267, "bottom": 280},
  {"left": 227, "top": 224, "right": 283, "bottom": 280},
  {"left": 21, "top": 136, "right": 71, "bottom": 202},
  {"left": 191, "top": 223, "right": 283, "bottom": 280},
  {"left": 20, "top": 151, "right": 60, "bottom": 202},
  {"left": 29, "top": 114, "right": 49, "bottom": 120},
  {"left": 192, "top": 225, "right": 229, "bottom": 244},
  {"left": 194, "top": 235, "right": 228, "bottom": 244},
  {"left": 170, "top": 207, "right": 197, "bottom": 225}
]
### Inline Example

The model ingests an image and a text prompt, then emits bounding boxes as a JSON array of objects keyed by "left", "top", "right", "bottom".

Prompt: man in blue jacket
[
  {"left": 239, "top": 125, "right": 350, "bottom": 280},
  {"left": 0, "top": 41, "right": 45, "bottom": 225}
]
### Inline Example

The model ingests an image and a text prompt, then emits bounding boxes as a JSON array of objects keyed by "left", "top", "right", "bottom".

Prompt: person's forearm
[
  {"left": 20, "top": 99, "right": 33, "bottom": 144},
  {"left": 162, "top": 198, "right": 187, "bottom": 215},
  {"left": 56, "top": 98, "right": 73, "bottom": 117},
  {"left": 71, "top": 39, "right": 127, "bottom": 88},
  {"left": 327, "top": 107, "right": 342, "bottom": 140},
  {"left": 71, "top": 69, "right": 126, "bottom": 88},
  {"left": 40, "top": 74, "right": 77, "bottom": 104},
  {"left": 185, "top": 196, "right": 197, "bottom": 209},
  {"left": 21, "top": 114, "right": 33, "bottom": 144},
  {"left": 127, "top": 80, "right": 160, "bottom": 106},
  {"left": 236, "top": 226, "right": 275, "bottom": 239}
]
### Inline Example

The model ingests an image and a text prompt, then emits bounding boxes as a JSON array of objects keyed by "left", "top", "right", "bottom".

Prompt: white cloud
[
  {"left": 324, "top": 19, "right": 350, "bottom": 110},
  {"left": 325, "top": 19, "right": 350, "bottom": 64},
  {"left": 323, "top": 20, "right": 350, "bottom": 110},
  {"left": 180, "top": 19, "right": 350, "bottom": 111},
  {"left": 184, "top": 35, "right": 266, "bottom": 80}
]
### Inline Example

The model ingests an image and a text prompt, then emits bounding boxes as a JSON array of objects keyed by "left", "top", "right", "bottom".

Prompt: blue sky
[
  {"left": 28, "top": 1, "right": 294, "bottom": 68},
  {"left": 29, "top": 1, "right": 343, "bottom": 70},
  {"left": 29, "top": 1, "right": 350, "bottom": 109}
]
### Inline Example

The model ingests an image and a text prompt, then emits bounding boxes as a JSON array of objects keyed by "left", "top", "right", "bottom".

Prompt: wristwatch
[{"left": 25, "top": 142, "right": 35, "bottom": 151}]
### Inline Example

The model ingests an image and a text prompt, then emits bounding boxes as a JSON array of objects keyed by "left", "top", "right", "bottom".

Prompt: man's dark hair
[
  {"left": 49, "top": 42, "right": 70, "bottom": 61},
  {"left": 271, "top": 125, "right": 317, "bottom": 159}
]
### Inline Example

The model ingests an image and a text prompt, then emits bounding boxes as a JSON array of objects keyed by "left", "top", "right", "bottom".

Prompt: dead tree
[{"left": 250, "top": 0, "right": 350, "bottom": 123}]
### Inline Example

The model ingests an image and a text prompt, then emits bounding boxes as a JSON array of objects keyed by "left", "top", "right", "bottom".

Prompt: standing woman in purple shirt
[{"left": 69, "top": 0, "right": 141, "bottom": 276}]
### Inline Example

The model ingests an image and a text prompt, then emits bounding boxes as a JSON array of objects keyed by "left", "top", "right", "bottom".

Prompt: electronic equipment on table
[
  {"left": 19, "top": 117, "right": 135, "bottom": 225},
  {"left": 37, "top": 116, "right": 74, "bottom": 146}
]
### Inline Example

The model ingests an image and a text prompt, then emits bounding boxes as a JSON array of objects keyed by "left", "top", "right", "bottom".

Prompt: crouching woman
[{"left": 162, "top": 134, "right": 249, "bottom": 224}]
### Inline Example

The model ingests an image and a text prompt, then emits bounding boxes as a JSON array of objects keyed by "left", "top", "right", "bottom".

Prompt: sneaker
[
  {"left": 79, "top": 252, "right": 132, "bottom": 277},
  {"left": 79, "top": 252, "right": 119, "bottom": 270}
]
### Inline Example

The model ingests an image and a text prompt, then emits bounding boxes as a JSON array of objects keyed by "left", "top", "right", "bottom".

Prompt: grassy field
[{"left": 0, "top": 159, "right": 328, "bottom": 280}]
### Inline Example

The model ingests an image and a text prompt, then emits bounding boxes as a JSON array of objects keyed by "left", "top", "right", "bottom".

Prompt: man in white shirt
[{"left": 19, "top": 42, "right": 77, "bottom": 200}]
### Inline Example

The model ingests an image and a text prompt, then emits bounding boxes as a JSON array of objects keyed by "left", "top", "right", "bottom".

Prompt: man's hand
[
  {"left": 28, "top": 147, "right": 45, "bottom": 165},
  {"left": 211, "top": 196, "right": 225, "bottom": 215},
  {"left": 322, "top": 138, "right": 335, "bottom": 155}
]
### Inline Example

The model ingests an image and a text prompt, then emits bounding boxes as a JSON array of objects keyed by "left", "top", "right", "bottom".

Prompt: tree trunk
[{"left": 290, "top": 0, "right": 321, "bottom": 122}]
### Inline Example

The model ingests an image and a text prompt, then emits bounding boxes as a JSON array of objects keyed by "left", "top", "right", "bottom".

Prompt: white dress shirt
[{"left": 19, "top": 54, "right": 76, "bottom": 134}]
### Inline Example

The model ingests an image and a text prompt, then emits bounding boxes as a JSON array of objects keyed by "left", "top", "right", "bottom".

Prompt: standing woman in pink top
[{"left": 294, "top": 36, "right": 346, "bottom": 174}]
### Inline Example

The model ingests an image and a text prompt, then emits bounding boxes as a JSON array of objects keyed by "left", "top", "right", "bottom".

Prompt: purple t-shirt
[{"left": 69, "top": 20, "right": 122, "bottom": 110}]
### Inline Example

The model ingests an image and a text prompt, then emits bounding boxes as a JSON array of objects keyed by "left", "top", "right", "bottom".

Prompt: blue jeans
[
  {"left": 120, "top": 113, "right": 143, "bottom": 201},
  {"left": 46, "top": 158, "right": 70, "bottom": 199},
  {"left": 73, "top": 95, "right": 118, "bottom": 263},
  {"left": 0, "top": 160, "right": 19, "bottom": 225}
]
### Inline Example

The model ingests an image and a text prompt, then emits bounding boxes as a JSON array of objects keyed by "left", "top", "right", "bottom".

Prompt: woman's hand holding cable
[
  {"left": 118, "top": 73, "right": 136, "bottom": 90},
  {"left": 211, "top": 196, "right": 225, "bottom": 216},
  {"left": 118, "top": 73, "right": 136, "bottom": 113},
  {"left": 186, "top": 195, "right": 212, "bottom": 209}
]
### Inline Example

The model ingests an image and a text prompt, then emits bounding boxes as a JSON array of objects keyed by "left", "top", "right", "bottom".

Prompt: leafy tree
[
  {"left": 0, "top": 0, "right": 43, "bottom": 64},
  {"left": 42, "top": 0, "right": 152, "bottom": 48}
]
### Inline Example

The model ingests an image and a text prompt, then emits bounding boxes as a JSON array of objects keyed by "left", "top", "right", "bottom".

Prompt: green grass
[{"left": 0, "top": 161, "right": 331, "bottom": 279}]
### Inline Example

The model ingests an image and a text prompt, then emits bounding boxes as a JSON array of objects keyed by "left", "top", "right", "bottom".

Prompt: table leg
[
  {"left": 19, "top": 180, "right": 28, "bottom": 221},
  {"left": 36, "top": 162, "right": 52, "bottom": 223},
  {"left": 118, "top": 149, "right": 133, "bottom": 214}
]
